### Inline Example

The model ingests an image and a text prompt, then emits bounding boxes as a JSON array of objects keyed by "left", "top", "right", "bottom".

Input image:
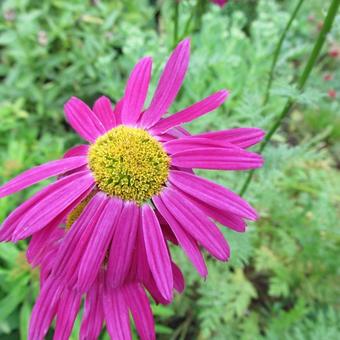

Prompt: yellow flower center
[
  {"left": 88, "top": 125, "right": 170, "bottom": 204},
  {"left": 65, "top": 192, "right": 96, "bottom": 230}
]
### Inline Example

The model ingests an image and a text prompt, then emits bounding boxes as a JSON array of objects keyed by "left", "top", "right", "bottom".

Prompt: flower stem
[
  {"left": 173, "top": 0, "right": 180, "bottom": 47},
  {"left": 239, "top": 0, "right": 340, "bottom": 197},
  {"left": 182, "top": 5, "right": 196, "bottom": 39},
  {"left": 263, "top": 0, "right": 305, "bottom": 107}
]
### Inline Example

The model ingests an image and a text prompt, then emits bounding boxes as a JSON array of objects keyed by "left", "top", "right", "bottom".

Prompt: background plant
[{"left": 0, "top": 0, "right": 339, "bottom": 339}]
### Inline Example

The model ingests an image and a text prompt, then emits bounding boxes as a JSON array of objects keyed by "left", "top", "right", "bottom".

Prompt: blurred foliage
[{"left": 0, "top": 0, "right": 339, "bottom": 339}]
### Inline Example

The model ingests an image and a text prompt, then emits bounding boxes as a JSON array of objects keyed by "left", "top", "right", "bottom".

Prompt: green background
[{"left": 0, "top": 0, "right": 339, "bottom": 339}]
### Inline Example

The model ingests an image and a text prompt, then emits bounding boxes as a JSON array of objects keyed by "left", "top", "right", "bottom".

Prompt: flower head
[{"left": 0, "top": 38, "right": 264, "bottom": 338}]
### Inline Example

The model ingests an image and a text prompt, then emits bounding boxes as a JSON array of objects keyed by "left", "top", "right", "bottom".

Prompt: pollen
[
  {"left": 88, "top": 125, "right": 170, "bottom": 204},
  {"left": 65, "top": 192, "right": 96, "bottom": 230}
]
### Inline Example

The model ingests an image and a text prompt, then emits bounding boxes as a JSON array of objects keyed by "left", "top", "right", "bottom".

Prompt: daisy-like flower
[{"left": 0, "top": 38, "right": 264, "bottom": 336}]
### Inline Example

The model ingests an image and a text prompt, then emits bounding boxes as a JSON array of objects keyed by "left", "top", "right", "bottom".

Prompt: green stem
[
  {"left": 173, "top": 0, "right": 180, "bottom": 47},
  {"left": 263, "top": 0, "right": 305, "bottom": 107},
  {"left": 194, "top": 0, "right": 202, "bottom": 31},
  {"left": 182, "top": 5, "right": 195, "bottom": 39},
  {"left": 239, "top": 0, "right": 340, "bottom": 197}
]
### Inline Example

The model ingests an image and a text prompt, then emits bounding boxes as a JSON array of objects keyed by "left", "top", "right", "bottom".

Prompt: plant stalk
[
  {"left": 173, "top": 0, "right": 180, "bottom": 46},
  {"left": 263, "top": 0, "right": 305, "bottom": 107},
  {"left": 239, "top": 0, "right": 340, "bottom": 196}
]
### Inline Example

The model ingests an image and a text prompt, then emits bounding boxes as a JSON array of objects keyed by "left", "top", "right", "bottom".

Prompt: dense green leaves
[{"left": 0, "top": 0, "right": 339, "bottom": 339}]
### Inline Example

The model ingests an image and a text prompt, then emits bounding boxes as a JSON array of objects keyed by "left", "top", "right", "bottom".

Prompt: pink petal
[
  {"left": 153, "top": 195, "right": 208, "bottom": 277},
  {"left": 141, "top": 204, "right": 173, "bottom": 301},
  {"left": 107, "top": 202, "right": 139, "bottom": 288},
  {"left": 160, "top": 188, "right": 230, "bottom": 261},
  {"left": 121, "top": 57, "right": 152, "bottom": 125},
  {"left": 12, "top": 171, "right": 94, "bottom": 241},
  {"left": 123, "top": 283, "right": 156, "bottom": 340},
  {"left": 133, "top": 227, "right": 152, "bottom": 284},
  {"left": 103, "top": 286, "right": 132, "bottom": 340},
  {"left": 160, "top": 219, "right": 179, "bottom": 245},
  {"left": 169, "top": 170, "right": 257, "bottom": 220},
  {"left": 211, "top": 0, "right": 228, "bottom": 7},
  {"left": 190, "top": 196, "right": 247, "bottom": 232},
  {"left": 64, "top": 96, "right": 106, "bottom": 142},
  {"left": 171, "top": 147, "right": 264, "bottom": 170},
  {"left": 27, "top": 215, "right": 64, "bottom": 267},
  {"left": 93, "top": 96, "right": 116, "bottom": 131},
  {"left": 63, "top": 145, "right": 89, "bottom": 158},
  {"left": 77, "top": 197, "right": 123, "bottom": 292},
  {"left": 51, "top": 193, "right": 108, "bottom": 287},
  {"left": 27, "top": 187, "right": 93, "bottom": 266},
  {"left": 140, "top": 39, "right": 190, "bottom": 128},
  {"left": 0, "top": 171, "right": 92, "bottom": 242},
  {"left": 144, "top": 275, "right": 171, "bottom": 305},
  {"left": 80, "top": 272, "right": 104, "bottom": 339},
  {"left": 0, "top": 157, "right": 87, "bottom": 199},
  {"left": 158, "top": 126, "right": 191, "bottom": 143},
  {"left": 152, "top": 90, "right": 228, "bottom": 133},
  {"left": 164, "top": 136, "right": 236, "bottom": 154},
  {"left": 196, "top": 128, "right": 265, "bottom": 148},
  {"left": 29, "top": 279, "right": 61, "bottom": 340},
  {"left": 54, "top": 288, "right": 82, "bottom": 340},
  {"left": 0, "top": 197, "right": 41, "bottom": 242},
  {"left": 113, "top": 98, "right": 124, "bottom": 125},
  {"left": 172, "top": 262, "right": 185, "bottom": 293}
]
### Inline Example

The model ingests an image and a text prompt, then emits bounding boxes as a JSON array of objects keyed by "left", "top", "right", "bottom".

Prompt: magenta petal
[
  {"left": 12, "top": 171, "right": 94, "bottom": 241},
  {"left": 161, "top": 188, "right": 230, "bottom": 261},
  {"left": 171, "top": 147, "right": 264, "bottom": 170},
  {"left": 28, "top": 186, "right": 93, "bottom": 267},
  {"left": 0, "top": 171, "right": 91, "bottom": 242},
  {"left": 63, "top": 145, "right": 89, "bottom": 158},
  {"left": 93, "top": 96, "right": 116, "bottom": 131},
  {"left": 172, "top": 262, "right": 185, "bottom": 293},
  {"left": 211, "top": 0, "right": 228, "bottom": 8},
  {"left": 153, "top": 195, "right": 208, "bottom": 277},
  {"left": 144, "top": 275, "right": 170, "bottom": 305},
  {"left": 80, "top": 273, "right": 104, "bottom": 340},
  {"left": 196, "top": 128, "right": 265, "bottom": 148},
  {"left": 141, "top": 204, "right": 173, "bottom": 301},
  {"left": 64, "top": 96, "right": 106, "bottom": 142},
  {"left": 29, "top": 279, "right": 61, "bottom": 340},
  {"left": 190, "top": 196, "right": 247, "bottom": 232},
  {"left": 121, "top": 57, "right": 152, "bottom": 125},
  {"left": 77, "top": 197, "right": 123, "bottom": 292},
  {"left": 152, "top": 90, "right": 228, "bottom": 133},
  {"left": 0, "top": 157, "right": 87, "bottom": 199},
  {"left": 140, "top": 39, "right": 190, "bottom": 128},
  {"left": 169, "top": 170, "right": 257, "bottom": 220},
  {"left": 52, "top": 193, "right": 108, "bottom": 286},
  {"left": 113, "top": 98, "right": 124, "bottom": 125},
  {"left": 164, "top": 136, "right": 237, "bottom": 154},
  {"left": 27, "top": 216, "right": 64, "bottom": 267},
  {"left": 54, "top": 288, "right": 82, "bottom": 340},
  {"left": 134, "top": 227, "right": 152, "bottom": 284},
  {"left": 0, "top": 195, "right": 43, "bottom": 242},
  {"left": 123, "top": 284, "right": 156, "bottom": 340},
  {"left": 107, "top": 202, "right": 139, "bottom": 288},
  {"left": 103, "top": 286, "right": 132, "bottom": 340}
]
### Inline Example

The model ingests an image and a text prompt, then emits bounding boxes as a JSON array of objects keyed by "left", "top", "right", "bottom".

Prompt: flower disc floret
[{"left": 88, "top": 125, "right": 170, "bottom": 203}]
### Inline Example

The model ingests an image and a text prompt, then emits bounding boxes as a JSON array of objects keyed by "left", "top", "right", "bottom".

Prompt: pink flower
[
  {"left": 323, "top": 74, "right": 333, "bottom": 81},
  {"left": 328, "top": 89, "right": 336, "bottom": 99},
  {"left": 211, "top": 0, "right": 229, "bottom": 7},
  {"left": 0, "top": 39, "right": 264, "bottom": 338}
]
